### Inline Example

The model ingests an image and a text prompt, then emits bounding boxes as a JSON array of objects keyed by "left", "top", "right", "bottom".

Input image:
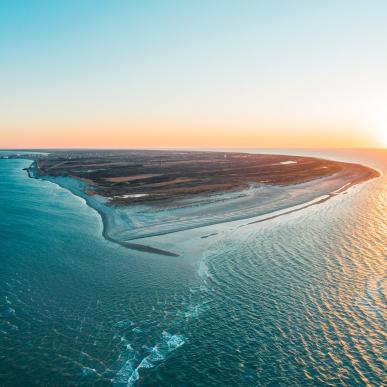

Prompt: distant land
[{"left": 13, "top": 149, "right": 378, "bottom": 206}]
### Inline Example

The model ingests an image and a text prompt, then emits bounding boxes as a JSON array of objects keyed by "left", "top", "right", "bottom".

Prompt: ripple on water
[{"left": 0, "top": 158, "right": 385, "bottom": 386}]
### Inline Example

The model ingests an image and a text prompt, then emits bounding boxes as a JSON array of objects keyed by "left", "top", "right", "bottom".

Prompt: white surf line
[
  {"left": 332, "top": 182, "right": 352, "bottom": 194},
  {"left": 236, "top": 193, "right": 333, "bottom": 228}
]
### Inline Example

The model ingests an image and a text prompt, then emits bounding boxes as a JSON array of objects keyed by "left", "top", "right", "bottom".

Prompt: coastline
[
  {"left": 24, "top": 154, "right": 381, "bottom": 256},
  {"left": 26, "top": 163, "right": 180, "bottom": 257}
]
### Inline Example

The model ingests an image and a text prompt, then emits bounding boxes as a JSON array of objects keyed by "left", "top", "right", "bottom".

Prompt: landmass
[
  {"left": 29, "top": 150, "right": 378, "bottom": 205},
  {"left": 1, "top": 150, "right": 379, "bottom": 256}
]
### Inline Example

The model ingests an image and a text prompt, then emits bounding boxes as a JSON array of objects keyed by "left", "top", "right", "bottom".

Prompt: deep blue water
[{"left": 0, "top": 151, "right": 385, "bottom": 386}]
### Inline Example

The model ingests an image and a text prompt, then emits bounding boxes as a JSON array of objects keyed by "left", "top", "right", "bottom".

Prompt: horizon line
[{"left": 1, "top": 146, "right": 386, "bottom": 151}]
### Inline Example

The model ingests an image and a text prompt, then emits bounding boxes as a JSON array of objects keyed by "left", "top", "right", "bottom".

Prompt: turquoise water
[{"left": 0, "top": 150, "right": 385, "bottom": 386}]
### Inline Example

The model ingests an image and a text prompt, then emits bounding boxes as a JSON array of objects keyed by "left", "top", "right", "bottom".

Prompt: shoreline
[
  {"left": 26, "top": 163, "right": 180, "bottom": 257},
  {"left": 25, "top": 155, "right": 380, "bottom": 256}
]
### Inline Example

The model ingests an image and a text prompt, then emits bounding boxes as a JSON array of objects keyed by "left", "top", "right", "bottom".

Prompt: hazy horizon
[{"left": 1, "top": 146, "right": 387, "bottom": 152}]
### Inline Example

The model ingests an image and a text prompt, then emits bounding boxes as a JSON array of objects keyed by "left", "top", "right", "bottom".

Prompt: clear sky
[{"left": 1, "top": 0, "right": 386, "bottom": 148}]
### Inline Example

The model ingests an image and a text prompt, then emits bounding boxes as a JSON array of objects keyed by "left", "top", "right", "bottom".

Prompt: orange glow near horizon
[
  {"left": 1, "top": 2, "right": 387, "bottom": 151},
  {"left": 0, "top": 120, "right": 381, "bottom": 149}
]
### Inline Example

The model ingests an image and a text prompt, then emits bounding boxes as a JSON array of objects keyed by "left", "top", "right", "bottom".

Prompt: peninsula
[
  {"left": 32, "top": 150, "right": 378, "bottom": 206},
  {"left": 19, "top": 149, "right": 379, "bottom": 254}
]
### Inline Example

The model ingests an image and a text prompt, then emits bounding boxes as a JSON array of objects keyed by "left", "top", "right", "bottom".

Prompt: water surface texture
[{"left": 0, "top": 150, "right": 385, "bottom": 386}]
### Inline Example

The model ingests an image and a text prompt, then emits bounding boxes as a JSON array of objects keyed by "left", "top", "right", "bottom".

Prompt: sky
[{"left": 1, "top": 0, "right": 386, "bottom": 148}]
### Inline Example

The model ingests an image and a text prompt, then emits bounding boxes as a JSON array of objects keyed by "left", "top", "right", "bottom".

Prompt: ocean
[{"left": 0, "top": 149, "right": 385, "bottom": 386}]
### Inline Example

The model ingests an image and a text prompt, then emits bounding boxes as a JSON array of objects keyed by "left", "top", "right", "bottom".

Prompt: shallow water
[{"left": 0, "top": 149, "right": 385, "bottom": 386}]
